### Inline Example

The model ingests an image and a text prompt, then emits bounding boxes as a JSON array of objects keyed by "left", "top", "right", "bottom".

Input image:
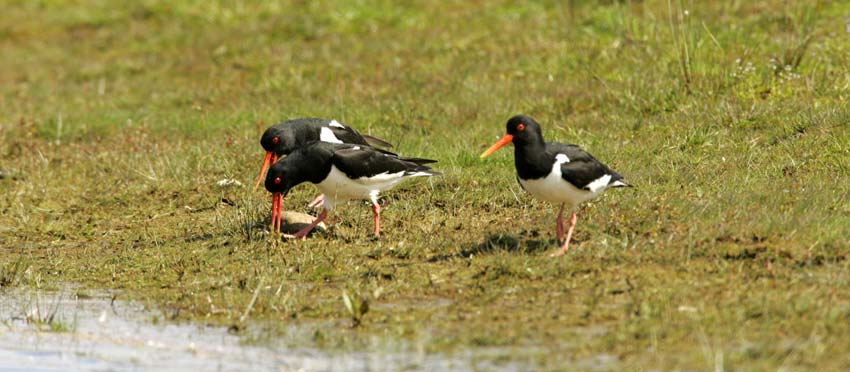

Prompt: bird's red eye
[
  {"left": 271, "top": 137, "right": 280, "bottom": 144},
  {"left": 517, "top": 124, "right": 525, "bottom": 131},
  {"left": 274, "top": 177, "right": 281, "bottom": 184}
]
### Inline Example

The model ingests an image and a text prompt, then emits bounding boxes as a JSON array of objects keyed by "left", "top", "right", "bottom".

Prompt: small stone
[{"left": 278, "top": 211, "right": 327, "bottom": 235}]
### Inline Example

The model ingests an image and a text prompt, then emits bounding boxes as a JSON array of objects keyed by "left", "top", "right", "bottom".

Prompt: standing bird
[
  {"left": 480, "top": 115, "right": 630, "bottom": 257},
  {"left": 265, "top": 142, "right": 439, "bottom": 238}
]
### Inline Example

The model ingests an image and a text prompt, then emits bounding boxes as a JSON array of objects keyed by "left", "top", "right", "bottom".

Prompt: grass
[{"left": 1, "top": 0, "right": 849, "bottom": 369}]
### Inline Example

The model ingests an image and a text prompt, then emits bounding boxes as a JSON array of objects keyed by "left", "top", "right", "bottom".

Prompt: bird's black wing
[
  {"left": 362, "top": 134, "right": 394, "bottom": 148},
  {"left": 326, "top": 120, "right": 394, "bottom": 148},
  {"left": 546, "top": 142, "right": 624, "bottom": 190},
  {"left": 332, "top": 146, "right": 437, "bottom": 179},
  {"left": 327, "top": 123, "right": 371, "bottom": 146}
]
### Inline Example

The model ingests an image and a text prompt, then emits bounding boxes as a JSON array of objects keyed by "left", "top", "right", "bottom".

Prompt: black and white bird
[
  {"left": 480, "top": 115, "right": 630, "bottom": 257},
  {"left": 253, "top": 117, "right": 394, "bottom": 190},
  {"left": 265, "top": 142, "right": 440, "bottom": 238}
]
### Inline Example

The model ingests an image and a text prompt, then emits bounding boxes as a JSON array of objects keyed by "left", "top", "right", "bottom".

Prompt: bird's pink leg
[
  {"left": 276, "top": 193, "right": 284, "bottom": 233},
  {"left": 555, "top": 203, "right": 565, "bottom": 244},
  {"left": 307, "top": 194, "right": 325, "bottom": 208},
  {"left": 551, "top": 212, "right": 577, "bottom": 257},
  {"left": 283, "top": 209, "right": 328, "bottom": 240},
  {"left": 270, "top": 193, "right": 280, "bottom": 233},
  {"left": 371, "top": 202, "right": 381, "bottom": 237}
]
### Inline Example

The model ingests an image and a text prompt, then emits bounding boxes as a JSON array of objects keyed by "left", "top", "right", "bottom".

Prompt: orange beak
[
  {"left": 253, "top": 151, "right": 278, "bottom": 190},
  {"left": 479, "top": 134, "right": 513, "bottom": 158}
]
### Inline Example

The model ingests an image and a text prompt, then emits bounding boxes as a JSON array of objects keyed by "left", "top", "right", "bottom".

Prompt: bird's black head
[
  {"left": 254, "top": 125, "right": 296, "bottom": 190},
  {"left": 260, "top": 126, "right": 296, "bottom": 155},
  {"left": 505, "top": 115, "right": 544, "bottom": 146},
  {"left": 480, "top": 114, "right": 546, "bottom": 158},
  {"left": 264, "top": 161, "right": 299, "bottom": 196}
]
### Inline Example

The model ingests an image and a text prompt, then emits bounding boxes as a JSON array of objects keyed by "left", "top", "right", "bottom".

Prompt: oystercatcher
[
  {"left": 480, "top": 115, "right": 630, "bottom": 257},
  {"left": 253, "top": 118, "right": 393, "bottom": 191},
  {"left": 265, "top": 142, "right": 440, "bottom": 238}
]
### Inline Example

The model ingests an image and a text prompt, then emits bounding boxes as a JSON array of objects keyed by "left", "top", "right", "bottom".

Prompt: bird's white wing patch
[
  {"left": 328, "top": 120, "right": 346, "bottom": 128},
  {"left": 319, "top": 127, "right": 344, "bottom": 143},
  {"left": 352, "top": 146, "right": 361, "bottom": 150},
  {"left": 555, "top": 153, "right": 570, "bottom": 164},
  {"left": 360, "top": 171, "right": 406, "bottom": 182},
  {"left": 611, "top": 180, "right": 629, "bottom": 187},
  {"left": 405, "top": 171, "right": 434, "bottom": 178},
  {"left": 585, "top": 174, "right": 613, "bottom": 193}
]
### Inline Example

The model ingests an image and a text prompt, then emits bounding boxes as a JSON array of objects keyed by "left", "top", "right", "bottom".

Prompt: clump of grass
[
  {"left": 0, "top": 258, "right": 31, "bottom": 288},
  {"left": 667, "top": 0, "right": 694, "bottom": 94},
  {"left": 21, "top": 293, "right": 76, "bottom": 334},
  {"left": 341, "top": 289, "right": 370, "bottom": 328}
]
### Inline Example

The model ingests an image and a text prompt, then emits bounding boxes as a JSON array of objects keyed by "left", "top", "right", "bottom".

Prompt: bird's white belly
[
  {"left": 519, "top": 174, "right": 597, "bottom": 206},
  {"left": 315, "top": 166, "right": 406, "bottom": 209}
]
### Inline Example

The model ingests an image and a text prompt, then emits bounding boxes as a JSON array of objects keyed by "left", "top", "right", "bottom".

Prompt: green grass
[{"left": 2, "top": 0, "right": 850, "bottom": 369}]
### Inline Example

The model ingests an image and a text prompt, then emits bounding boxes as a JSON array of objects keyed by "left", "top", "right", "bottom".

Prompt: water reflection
[{"left": 0, "top": 289, "right": 529, "bottom": 371}]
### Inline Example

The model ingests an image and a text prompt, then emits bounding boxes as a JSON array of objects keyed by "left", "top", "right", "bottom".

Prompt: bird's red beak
[
  {"left": 254, "top": 151, "right": 278, "bottom": 190},
  {"left": 480, "top": 134, "right": 513, "bottom": 158},
  {"left": 270, "top": 192, "right": 283, "bottom": 233}
]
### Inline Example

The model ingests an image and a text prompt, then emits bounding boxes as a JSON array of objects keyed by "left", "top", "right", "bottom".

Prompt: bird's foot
[
  {"left": 549, "top": 244, "right": 570, "bottom": 257},
  {"left": 307, "top": 194, "right": 325, "bottom": 209},
  {"left": 282, "top": 233, "right": 309, "bottom": 240}
]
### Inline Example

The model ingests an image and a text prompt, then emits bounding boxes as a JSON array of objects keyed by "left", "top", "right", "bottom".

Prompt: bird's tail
[{"left": 610, "top": 180, "right": 632, "bottom": 188}]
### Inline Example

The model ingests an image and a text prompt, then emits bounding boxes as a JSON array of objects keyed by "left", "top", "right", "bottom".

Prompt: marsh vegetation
[{"left": 1, "top": 1, "right": 849, "bottom": 369}]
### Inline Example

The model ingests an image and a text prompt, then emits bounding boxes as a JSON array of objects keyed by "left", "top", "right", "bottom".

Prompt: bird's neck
[{"left": 514, "top": 141, "right": 552, "bottom": 179}]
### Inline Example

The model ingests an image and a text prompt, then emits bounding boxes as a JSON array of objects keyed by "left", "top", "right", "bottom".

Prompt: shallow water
[{"left": 0, "top": 289, "right": 532, "bottom": 371}]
